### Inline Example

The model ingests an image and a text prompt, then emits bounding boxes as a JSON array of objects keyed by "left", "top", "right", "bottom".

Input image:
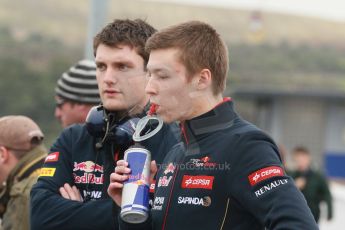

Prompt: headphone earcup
[
  {"left": 85, "top": 105, "right": 105, "bottom": 138},
  {"left": 112, "top": 117, "right": 140, "bottom": 145},
  {"left": 86, "top": 106, "right": 141, "bottom": 146}
]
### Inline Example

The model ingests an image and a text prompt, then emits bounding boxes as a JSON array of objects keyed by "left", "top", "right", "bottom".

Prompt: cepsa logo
[
  {"left": 45, "top": 152, "right": 59, "bottom": 163},
  {"left": 73, "top": 161, "right": 104, "bottom": 173},
  {"left": 181, "top": 175, "right": 214, "bottom": 190},
  {"left": 248, "top": 166, "right": 284, "bottom": 186}
]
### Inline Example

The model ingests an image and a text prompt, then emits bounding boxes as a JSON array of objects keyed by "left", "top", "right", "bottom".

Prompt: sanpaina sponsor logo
[{"left": 178, "top": 196, "right": 211, "bottom": 207}]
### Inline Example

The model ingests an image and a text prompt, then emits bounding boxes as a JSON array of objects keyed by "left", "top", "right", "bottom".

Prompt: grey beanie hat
[{"left": 55, "top": 59, "right": 100, "bottom": 104}]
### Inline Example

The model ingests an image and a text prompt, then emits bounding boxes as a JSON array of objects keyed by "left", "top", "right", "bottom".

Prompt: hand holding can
[
  {"left": 108, "top": 160, "right": 131, "bottom": 206},
  {"left": 120, "top": 145, "right": 151, "bottom": 224}
]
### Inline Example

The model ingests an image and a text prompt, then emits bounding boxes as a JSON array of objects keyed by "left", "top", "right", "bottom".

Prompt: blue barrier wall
[{"left": 325, "top": 152, "right": 345, "bottom": 178}]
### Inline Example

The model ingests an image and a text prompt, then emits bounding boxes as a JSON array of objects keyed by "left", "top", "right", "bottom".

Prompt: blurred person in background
[
  {"left": 55, "top": 59, "right": 101, "bottom": 128},
  {"left": 278, "top": 143, "right": 291, "bottom": 172},
  {"left": 290, "top": 146, "right": 333, "bottom": 223},
  {"left": 0, "top": 116, "right": 47, "bottom": 230},
  {"left": 30, "top": 19, "right": 179, "bottom": 230}
]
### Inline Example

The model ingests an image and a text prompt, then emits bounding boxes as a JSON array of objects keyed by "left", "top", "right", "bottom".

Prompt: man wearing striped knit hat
[{"left": 55, "top": 59, "right": 101, "bottom": 128}]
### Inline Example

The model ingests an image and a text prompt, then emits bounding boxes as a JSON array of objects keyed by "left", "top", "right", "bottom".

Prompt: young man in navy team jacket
[{"left": 109, "top": 21, "right": 318, "bottom": 230}]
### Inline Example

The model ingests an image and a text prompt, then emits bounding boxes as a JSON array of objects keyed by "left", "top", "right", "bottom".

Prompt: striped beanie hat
[{"left": 55, "top": 59, "right": 100, "bottom": 104}]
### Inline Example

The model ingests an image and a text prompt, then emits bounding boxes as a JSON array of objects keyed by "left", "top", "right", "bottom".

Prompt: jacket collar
[
  {"left": 181, "top": 98, "right": 237, "bottom": 145},
  {"left": 0, "top": 144, "right": 47, "bottom": 213},
  {"left": 4, "top": 144, "right": 47, "bottom": 187}
]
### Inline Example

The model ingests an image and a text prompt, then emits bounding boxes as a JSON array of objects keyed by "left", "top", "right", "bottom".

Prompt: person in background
[
  {"left": 278, "top": 143, "right": 290, "bottom": 172},
  {"left": 290, "top": 146, "right": 333, "bottom": 223},
  {"left": 55, "top": 59, "right": 101, "bottom": 128},
  {"left": 0, "top": 116, "right": 47, "bottom": 230}
]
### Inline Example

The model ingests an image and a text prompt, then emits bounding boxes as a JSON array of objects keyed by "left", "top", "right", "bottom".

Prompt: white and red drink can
[{"left": 120, "top": 145, "right": 151, "bottom": 223}]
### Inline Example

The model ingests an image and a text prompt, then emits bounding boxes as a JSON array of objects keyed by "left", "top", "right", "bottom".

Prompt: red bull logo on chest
[{"left": 73, "top": 161, "right": 104, "bottom": 173}]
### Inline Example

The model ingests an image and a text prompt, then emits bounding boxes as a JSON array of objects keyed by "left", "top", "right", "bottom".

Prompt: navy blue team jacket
[
  {"left": 119, "top": 99, "right": 318, "bottom": 230},
  {"left": 30, "top": 119, "right": 179, "bottom": 230}
]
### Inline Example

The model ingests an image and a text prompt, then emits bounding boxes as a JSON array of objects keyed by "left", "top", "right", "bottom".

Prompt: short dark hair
[
  {"left": 93, "top": 19, "right": 156, "bottom": 67},
  {"left": 293, "top": 146, "right": 310, "bottom": 155},
  {"left": 145, "top": 20, "right": 229, "bottom": 95}
]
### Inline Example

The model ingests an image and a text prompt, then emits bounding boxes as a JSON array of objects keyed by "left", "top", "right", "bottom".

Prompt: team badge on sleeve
[
  {"left": 248, "top": 166, "right": 284, "bottom": 186},
  {"left": 39, "top": 168, "right": 56, "bottom": 177},
  {"left": 45, "top": 152, "right": 59, "bottom": 163}
]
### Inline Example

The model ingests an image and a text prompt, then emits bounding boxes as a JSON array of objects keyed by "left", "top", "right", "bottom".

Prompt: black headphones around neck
[{"left": 85, "top": 105, "right": 140, "bottom": 149}]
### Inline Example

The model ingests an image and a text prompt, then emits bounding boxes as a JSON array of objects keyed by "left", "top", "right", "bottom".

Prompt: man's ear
[
  {"left": 0, "top": 146, "right": 10, "bottom": 164},
  {"left": 195, "top": 69, "right": 212, "bottom": 90}
]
